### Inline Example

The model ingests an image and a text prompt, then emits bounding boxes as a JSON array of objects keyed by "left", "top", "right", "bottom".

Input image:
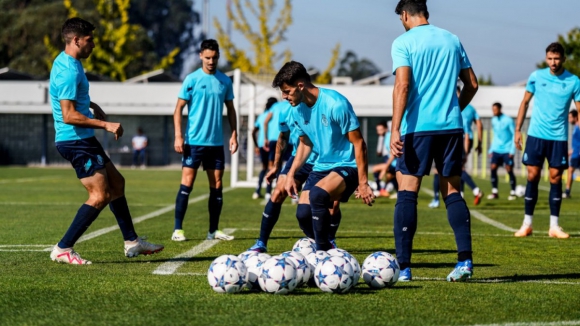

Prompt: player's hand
[
  {"left": 284, "top": 175, "right": 298, "bottom": 199},
  {"left": 514, "top": 131, "right": 523, "bottom": 151},
  {"left": 263, "top": 142, "right": 270, "bottom": 152},
  {"left": 265, "top": 167, "right": 279, "bottom": 184},
  {"left": 105, "top": 122, "right": 123, "bottom": 140},
  {"left": 476, "top": 144, "right": 482, "bottom": 155},
  {"left": 229, "top": 135, "right": 238, "bottom": 154},
  {"left": 174, "top": 136, "right": 184, "bottom": 154},
  {"left": 254, "top": 147, "right": 260, "bottom": 155},
  {"left": 357, "top": 183, "right": 375, "bottom": 206},
  {"left": 93, "top": 105, "right": 107, "bottom": 121},
  {"left": 509, "top": 154, "right": 514, "bottom": 159},
  {"left": 390, "top": 130, "right": 403, "bottom": 158}
]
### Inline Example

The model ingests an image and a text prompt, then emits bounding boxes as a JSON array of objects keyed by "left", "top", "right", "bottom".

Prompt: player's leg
[
  {"left": 505, "top": 157, "right": 517, "bottom": 200},
  {"left": 205, "top": 146, "right": 231, "bottom": 240},
  {"left": 308, "top": 171, "right": 346, "bottom": 251},
  {"left": 516, "top": 136, "right": 544, "bottom": 237},
  {"left": 249, "top": 175, "right": 289, "bottom": 252},
  {"left": 386, "top": 166, "right": 398, "bottom": 198},
  {"left": 488, "top": 153, "right": 500, "bottom": 199},
  {"left": 461, "top": 139, "right": 482, "bottom": 204},
  {"left": 546, "top": 140, "right": 569, "bottom": 238},
  {"left": 296, "top": 189, "right": 315, "bottom": 240},
  {"left": 172, "top": 144, "right": 200, "bottom": 241},
  {"left": 564, "top": 157, "right": 578, "bottom": 198},
  {"left": 265, "top": 140, "right": 278, "bottom": 200},
  {"left": 328, "top": 201, "right": 341, "bottom": 248},
  {"left": 429, "top": 170, "right": 440, "bottom": 208},
  {"left": 372, "top": 163, "right": 387, "bottom": 197},
  {"left": 254, "top": 148, "right": 269, "bottom": 199}
]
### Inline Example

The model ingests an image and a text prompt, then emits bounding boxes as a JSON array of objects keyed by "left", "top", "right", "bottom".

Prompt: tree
[
  {"left": 337, "top": 50, "right": 380, "bottom": 81},
  {"left": 477, "top": 74, "right": 494, "bottom": 86},
  {"left": 537, "top": 27, "right": 580, "bottom": 76}
]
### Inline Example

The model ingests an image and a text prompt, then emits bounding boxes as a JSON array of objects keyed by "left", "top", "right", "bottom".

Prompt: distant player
[
  {"left": 172, "top": 39, "right": 238, "bottom": 242},
  {"left": 390, "top": 0, "right": 479, "bottom": 282},
  {"left": 247, "top": 100, "right": 342, "bottom": 253},
  {"left": 252, "top": 97, "right": 277, "bottom": 200},
  {"left": 272, "top": 61, "right": 374, "bottom": 251},
  {"left": 488, "top": 102, "right": 517, "bottom": 200},
  {"left": 514, "top": 42, "right": 580, "bottom": 239},
  {"left": 261, "top": 99, "right": 289, "bottom": 202},
  {"left": 372, "top": 121, "right": 398, "bottom": 197},
  {"left": 564, "top": 109, "right": 580, "bottom": 198},
  {"left": 49, "top": 18, "right": 163, "bottom": 264}
]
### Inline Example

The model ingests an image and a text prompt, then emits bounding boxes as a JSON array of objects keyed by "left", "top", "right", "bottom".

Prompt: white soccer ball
[
  {"left": 207, "top": 255, "right": 247, "bottom": 293},
  {"left": 258, "top": 256, "right": 298, "bottom": 294},
  {"left": 292, "top": 237, "right": 316, "bottom": 257},
  {"left": 280, "top": 251, "right": 312, "bottom": 287},
  {"left": 314, "top": 256, "right": 354, "bottom": 293},
  {"left": 362, "top": 251, "right": 400, "bottom": 289},
  {"left": 238, "top": 250, "right": 259, "bottom": 263},
  {"left": 305, "top": 250, "right": 331, "bottom": 271},
  {"left": 244, "top": 253, "right": 270, "bottom": 290},
  {"left": 327, "top": 248, "right": 361, "bottom": 283},
  {"left": 515, "top": 184, "right": 526, "bottom": 197}
]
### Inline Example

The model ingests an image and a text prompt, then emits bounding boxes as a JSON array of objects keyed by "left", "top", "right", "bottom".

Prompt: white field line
[
  {"left": 0, "top": 244, "right": 54, "bottom": 252},
  {"left": 152, "top": 228, "right": 236, "bottom": 276},
  {"left": 236, "top": 228, "right": 580, "bottom": 237},
  {"left": 76, "top": 187, "right": 233, "bottom": 244},
  {"left": 0, "top": 202, "right": 171, "bottom": 207},
  {"left": 0, "top": 176, "right": 61, "bottom": 184},
  {"left": 468, "top": 320, "right": 580, "bottom": 326}
]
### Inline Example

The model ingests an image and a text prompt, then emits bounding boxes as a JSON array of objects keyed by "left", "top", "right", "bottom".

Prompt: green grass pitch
[{"left": 0, "top": 167, "right": 579, "bottom": 325}]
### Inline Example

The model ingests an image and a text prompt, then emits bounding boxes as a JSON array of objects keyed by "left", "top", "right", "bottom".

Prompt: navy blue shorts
[
  {"left": 56, "top": 136, "right": 111, "bottom": 179},
  {"left": 303, "top": 166, "right": 358, "bottom": 203},
  {"left": 182, "top": 145, "right": 225, "bottom": 170},
  {"left": 491, "top": 152, "right": 514, "bottom": 167},
  {"left": 259, "top": 147, "right": 269, "bottom": 167},
  {"left": 396, "top": 132, "right": 463, "bottom": 177},
  {"left": 268, "top": 141, "right": 277, "bottom": 161},
  {"left": 280, "top": 156, "right": 314, "bottom": 184},
  {"left": 570, "top": 157, "right": 580, "bottom": 169},
  {"left": 523, "top": 135, "right": 568, "bottom": 169}
]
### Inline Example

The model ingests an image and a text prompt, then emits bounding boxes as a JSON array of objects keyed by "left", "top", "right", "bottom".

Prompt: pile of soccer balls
[{"left": 207, "top": 237, "right": 400, "bottom": 294}]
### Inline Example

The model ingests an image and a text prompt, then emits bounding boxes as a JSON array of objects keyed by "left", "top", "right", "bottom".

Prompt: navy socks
[
  {"left": 394, "top": 191, "right": 418, "bottom": 269},
  {"left": 109, "top": 196, "right": 138, "bottom": 241},
  {"left": 549, "top": 182, "right": 562, "bottom": 217},
  {"left": 259, "top": 200, "right": 282, "bottom": 245},
  {"left": 58, "top": 204, "right": 102, "bottom": 248},
  {"left": 296, "top": 204, "right": 314, "bottom": 239},
  {"left": 462, "top": 171, "right": 477, "bottom": 190},
  {"left": 208, "top": 187, "right": 223, "bottom": 234},
  {"left": 444, "top": 193, "right": 472, "bottom": 261},
  {"left": 433, "top": 174, "right": 440, "bottom": 200},
  {"left": 491, "top": 168, "right": 498, "bottom": 189},
  {"left": 524, "top": 180, "right": 539, "bottom": 216},
  {"left": 310, "top": 186, "right": 332, "bottom": 251},
  {"left": 174, "top": 184, "right": 192, "bottom": 230}
]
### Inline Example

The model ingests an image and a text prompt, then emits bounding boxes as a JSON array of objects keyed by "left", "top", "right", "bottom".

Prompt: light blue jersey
[
  {"left": 489, "top": 114, "right": 516, "bottom": 155},
  {"left": 178, "top": 68, "right": 234, "bottom": 146},
  {"left": 391, "top": 24, "right": 471, "bottom": 136},
  {"left": 526, "top": 68, "right": 580, "bottom": 141},
  {"left": 278, "top": 101, "right": 317, "bottom": 165},
  {"left": 383, "top": 131, "right": 397, "bottom": 167},
  {"left": 49, "top": 52, "right": 94, "bottom": 142},
  {"left": 254, "top": 111, "right": 269, "bottom": 148},
  {"left": 572, "top": 125, "right": 580, "bottom": 158},
  {"left": 266, "top": 101, "right": 284, "bottom": 142},
  {"left": 462, "top": 105, "right": 479, "bottom": 140},
  {"left": 290, "top": 88, "right": 359, "bottom": 171}
]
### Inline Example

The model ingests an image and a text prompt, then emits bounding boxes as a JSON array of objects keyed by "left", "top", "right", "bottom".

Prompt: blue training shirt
[
  {"left": 489, "top": 114, "right": 516, "bottom": 155},
  {"left": 266, "top": 101, "right": 283, "bottom": 142},
  {"left": 526, "top": 68, "right": 580, "bottom": 141},
  {"left": 49, "top": 52, "right": 95, "bottom": 142},
  {"left": 278, "top": 101, "right": 317, "bottom": 165},
  {"left": 178, "top": 68, "right": 234, "bottom": 146},
  {"left": 254, "top": 111, "right": 269, "bottom": 148},
  {"left": 572, "top": 125, "right": 580, "bottom": 158},
  {"left": 391, "top": 24, "right": 471, "bottom": 136},
  {"left": 290, "top": 88, "right": 359, "bottom": 172},
  {"left": 462, "top": 105, "right": 479, "bottom": 140}
]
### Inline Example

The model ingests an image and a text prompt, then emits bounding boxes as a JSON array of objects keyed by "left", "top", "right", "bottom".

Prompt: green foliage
[
  {"left": 478, "top": 74, "right": 494, "bottom": 86},
  {"left": 337, "top": 50, "right": 381, "bottom": 81},
  {"left": 537, "top": 27, "right": 580, "bottom": 76}
]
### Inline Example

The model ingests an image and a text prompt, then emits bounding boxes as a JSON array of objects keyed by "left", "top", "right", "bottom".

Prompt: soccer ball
[
  {"left": 305, "top": 250, "right": 331, "bottom": 271},
  {"left": 327, "top": 248, "right": 361, "bottom": 283},
  {"left": 362, "top": 251, "right": 400, "bottom": 289},
  {"left": 280, "top": 251, "right": 312, "bottom": 287},
  {"left": 258, "top": 256, "right": 298, "bottom": 294},
  {"left": 515, "top": 184, "right": 526, "bottom": 197},
  {"left": 207, "top": 255, "right": 247, "bottom": 293},
  {"left": 292, "top": 237, "right": 316, "bottom": 257},
  {"left": 244, "top": 253, "right": 270, "bottom": 290},
  {"left": 238, "top": 250, "right": 259, "bottom": 263},
  {"left": 314, "top": 256, "right": 354, "bottom": 293}
]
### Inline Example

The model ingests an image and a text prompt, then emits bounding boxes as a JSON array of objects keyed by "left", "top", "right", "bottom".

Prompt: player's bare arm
[
  {"left": 225, "top": 100, "right": 238, "bottom": 154},
  {"left": 391, "top": 66, "right": 411, "bottom": 158},
  {"left": 458, "top": 68, "right": 479, "bottom": 111},
  {"left": 61, "top": 99, "right": 123, "bottom": 140},
  {"left": 285, "top": 135, "right": 312, "bottom": 197},
  {"left": 262, "top": 111, "right": 273, "bottom": 151},
  {"left": 475, "top": 119, "right": 483, "bottom": 154},
  {"left": 172, "top": 98, "right": 187, "bottom": 154},
  {"left": 266, "top": 131, "right": 290, "bottom": 184},
  {"left": 90, "top": 101, "right": 107, "bottom": 121},
  {"left": 379, "top": 155, "right": 396, "bottom": 180},
  {"left": 252, "top": 126, "right": 260, "bottom": 155},
  {"left": 514, "top": 91, "right": 534, "bottom": 151},
  {"left": 347, "top": 128, "right": 374, "bottom": 206}
]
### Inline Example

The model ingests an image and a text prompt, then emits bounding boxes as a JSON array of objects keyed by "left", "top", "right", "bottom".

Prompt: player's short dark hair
[
  {"left": 61, "top": 18, "right": 95, "bottom": 44},
  {"left": 377, "top": 120, "right": 388, "bottom": 128},
  {"left": 545, "top": 42, "right": 565, "bottom": 56},
  {"left": 272, "top": 61, "right": 311, "bottom": 88},
  {"left": 570, "top": 109, "right": 578, "bottom": 118},
  {"left": 200, "top": 39, "right": 220, "bottom": 53},
  {"left": 395, "top": 0, "right": 429, "bottom": 19},
  {"left": 265, "top": 97, "right": 278, "bottom": 110},
  {"left": 492, "top": 102, "right": 502, "bottom": 109}
]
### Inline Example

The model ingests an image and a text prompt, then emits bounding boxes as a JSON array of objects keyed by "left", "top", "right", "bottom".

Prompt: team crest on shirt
[
  {"left": 96, "top": 155, "right": 104, "bottom": 165},
  {"left": 321, "top": 114, "right": 329, "bottom": 127}
]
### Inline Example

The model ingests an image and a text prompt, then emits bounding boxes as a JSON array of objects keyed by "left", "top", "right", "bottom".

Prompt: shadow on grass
[
  {"left": 479, "top": 273, "right": 580, "bottom": 282},
  {"left": 412, "top": 262, "right": 496, "bottom": 268},
  {"left": 104, "top": 256, "right": 216, "bottom": 264}
]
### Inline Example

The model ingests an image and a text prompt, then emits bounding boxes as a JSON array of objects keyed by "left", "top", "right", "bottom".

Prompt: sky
[{"left": 198, "top": 0, "right": 580, "bottom": 86}]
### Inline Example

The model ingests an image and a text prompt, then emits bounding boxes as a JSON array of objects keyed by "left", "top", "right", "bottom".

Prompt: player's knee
[
  {"left": 270, "top": 187, "right": 287, "bottom": 203},
  {"left": 91, "top": 191, "right": 111, "bottom": 209},
  {"left": 309, "top": 186, "right": 330, "bottom": 207},
  {"left": 296, "top": 203, "right": 311, "bottom": 221}
]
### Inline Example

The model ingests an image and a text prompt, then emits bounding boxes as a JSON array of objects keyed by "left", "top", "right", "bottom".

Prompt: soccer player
[
  {"left": 488, "top": 102, "right": 517, "bottom": 200},
  {"left": 260, "top": 99, "right": 288, "bottom": 202},
  {"left": 390, "top": 0, "right": 479, "bottom": 282},
  {"left": 514, "top": 42, "right": 580, "bottom": 239},
  {"left": 272, "top": 61, "right": 374, "bottom": 251},
  {"left": 247, "top": 100, "right": 342, "bottom": 252},
  {"left": 252, "top": 97, "right": 278, "bottom": 200},
  {"left": 564, "top": 109, "right": 580, "bottom": 199},
  {"left": 172, "top": 39, "right": 238, "bottom": 242},
  {"left": 131, "top": 127, "right": 148, "bottom": 169},
  {"left": 372, "top": 121, "right": 394, "bottom": 197},
  {"left": 49, "top": 18, "right": 164, "bottom": 265}
]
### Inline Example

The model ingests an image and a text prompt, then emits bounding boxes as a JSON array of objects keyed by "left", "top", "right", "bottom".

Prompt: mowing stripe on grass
[
  {"left": 0, "top": 244, "right": 55, "bottom": 252},
  {"left": 416, "top": 277, "right": 580, "bottom": 285},
  {"left": 0, "top": 176, "right": 61, "bottom": 184},
  {"left": 0, "top": 202, "right": 171, "bottom": 207},
  {"left": 468, "top": 320, "right": 580, "bottom": 326},
  {"left": 75, "top": 188, "right": 233, "bottom": 244},
  {"left": 152, "top": 228, "right": 236, "bottom": 276}
]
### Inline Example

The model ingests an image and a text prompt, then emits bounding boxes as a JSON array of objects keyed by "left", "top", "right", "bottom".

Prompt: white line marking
[
  {"left": 0, "top": 176, "right": 61, "bottom": 184},
  {"left": 468, "top": 320, "right": 580, "bottom": 326},
  {"left": 152, "top": 228, "right": 236, "bottom": 275},
  {"left": 0, "top": 244, "right": 53, "bottom": 247},
  {"left": 174, "top": 272, "right": 205, "bottom": 276},
  {"left": 0, "top": 244, "right": 55, "bottom": 252},
  {"left": 76, "top": 188, "right": 233, "bottom": 244},
  {"left": 0, "top": 249, "right": 50, "bottom": 252},
  {"left": 470, "top": 210, "right": 518, "bottom": 232},
  {"left": 421, "top": 187, "right": 435, "bottom": 197},
  {"left": 538, "top": 185, "right": 550, "bottom": 192},
  {"left": 0, "top": 202, "right": 171, "bottom": 207}
]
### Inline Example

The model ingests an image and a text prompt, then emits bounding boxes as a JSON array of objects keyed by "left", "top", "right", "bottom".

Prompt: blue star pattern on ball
[
  {"left": 278, "top": 274, "right": 290, "bottom": 290},
  {"left": 333, "top": 264, "right": 345, "bottom": 279},
  {"left": 388, "top": 259, "right": 399, "bottom": 273},
  {"left": 261, "top": 268, "right": 271, "bottom": 281},
  {"left": 274, "top": 258, "right": 288, "bottom": 269},
  {"left": 370, "top": 252, "right": 384, "bottom": 259},
  {"left": 316, "top": 270, "right": 328, "bottom": 285},
  {"left": 295, "top": 258, "right": 308, "bottom": 273}
]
